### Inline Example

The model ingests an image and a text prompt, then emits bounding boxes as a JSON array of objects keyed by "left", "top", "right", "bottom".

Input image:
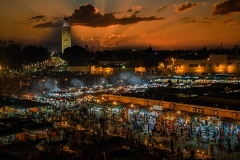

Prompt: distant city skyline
[{"left": 1, "top": 0, "right": 240, "bottom": 52}]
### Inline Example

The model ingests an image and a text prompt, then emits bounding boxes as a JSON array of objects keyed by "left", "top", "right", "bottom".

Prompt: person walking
[
  {"left": 90, "top": 153, "right": 97, "bottom": 160},
  {"left": 85, "top": 147, "right": 90, "bottom": 160},
  {"left": 60, "top": 130, "right": 64, "bottom": 140},
  {"left": 190, "top": 149, "right": 195, "bottom": 160},
  {"left": 177, "top": 146, "right": 180, "bottom": 156},
  {"left": 101, "top": 152, "right": 106, "bottom": 160},
  {"left": 122, "top": 127, "right": 126, "bottom": 137}
]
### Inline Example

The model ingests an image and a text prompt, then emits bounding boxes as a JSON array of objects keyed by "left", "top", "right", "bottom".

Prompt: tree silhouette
[
  {"left": 60, "top": 45, "right": 91, "bottom": 66},
  {"left": 21, "top": 45, "right": 50, "bottom": 65}
]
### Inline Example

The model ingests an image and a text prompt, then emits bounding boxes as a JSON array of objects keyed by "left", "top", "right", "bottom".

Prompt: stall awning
[
  {"left": 0, "top": 117, "right": 22, "bottom": 123},
  {"left": 47, "top": 140, "right": 69, "bottom": 147},
  {"left": 0, "top": 124, "right": 7, "bottom": 129},
  {"left": 8, "top": 119, "right": 35, "bottom": 126},
  {"left": 0, "top": 98, "right": 51, "bottom": 109},
  {"left": 189, "top": 113, "right": 203, "bottom": 117},
  {"left": 127, "top": 103, "right": 143, "bottom": 109},
  {"left": 21, "top": 122, "right": 53, "bottom": 130},
  {"left": 0, "top": 127, "right": 25, "bottom": 136},
  {"left": 219, "top": 117, "right": 236, "bottom": 122}
]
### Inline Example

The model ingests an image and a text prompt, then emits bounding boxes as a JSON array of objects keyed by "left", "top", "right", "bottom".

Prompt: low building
[
  {"left": 175, "top": 54, "right": 240, "bottom": 76},
  {"left": 67, "top": 66, "right": 90, "bottom": 73}
]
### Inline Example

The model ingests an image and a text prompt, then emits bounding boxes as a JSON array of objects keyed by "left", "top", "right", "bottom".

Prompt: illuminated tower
[{"left": 62, "top": 17, "right": 71, "bottom": 53}]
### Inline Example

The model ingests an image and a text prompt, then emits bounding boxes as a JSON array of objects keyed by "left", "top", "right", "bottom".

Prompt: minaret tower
[{"left": 62, "top": 16, "right": 71, "bottom": 53}]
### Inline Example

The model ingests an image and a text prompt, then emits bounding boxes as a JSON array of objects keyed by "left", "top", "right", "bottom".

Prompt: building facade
[
  {"left": 62, "top": 17, "right": 71, "bottom": 53},
  {"left": 175, "top": 54, "right": 240, "bottom": 76}
]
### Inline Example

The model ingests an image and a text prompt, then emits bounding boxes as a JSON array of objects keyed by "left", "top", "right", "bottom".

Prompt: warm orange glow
[{"left": 1, "top": 1, "right": 240, "bottom": 50}]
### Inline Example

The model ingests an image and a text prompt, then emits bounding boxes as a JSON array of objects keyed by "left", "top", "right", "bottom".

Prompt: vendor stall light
[
  {"left": 202, "top": 152, "right": 204, "bottom": 154},
  {"left": 177, "top": 111, "right": 180, "bottom": 114},
  {"left": 197, "top": 150, "right": 199, "bottom": 153}
]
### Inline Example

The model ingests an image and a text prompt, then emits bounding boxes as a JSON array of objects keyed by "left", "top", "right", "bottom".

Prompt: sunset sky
[{"left": 1, "top": 0, "right": 240, "bottom": 52}]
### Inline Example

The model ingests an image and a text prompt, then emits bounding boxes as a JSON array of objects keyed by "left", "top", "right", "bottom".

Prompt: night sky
[{"left": 1, "top": 0, "right": 240, "bottom": 52}]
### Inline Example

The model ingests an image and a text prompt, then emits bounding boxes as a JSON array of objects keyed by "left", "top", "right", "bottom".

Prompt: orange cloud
[
  {"left": 131, "top": 5, "right": 143, "bottom": 10},
  {"left": 128, "top": 6, "right": 143, "bottom": 12},
  {"left": 174, "top": 2, "right": 206, "bottom": 13},
  {"left": 212, "top": 0, "right": 240, "bottom": 15}
]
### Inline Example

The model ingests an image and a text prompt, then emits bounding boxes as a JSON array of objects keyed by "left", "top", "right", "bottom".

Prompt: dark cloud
[
  {"left": 132, "top": 11, "right": 141, "bottom": 17},
  {"left": 181, "top": 17, "right": 191, "bottom": 20},
  {"left": 26, "top": 15, "right": 61, "bottom": 27},
  {"left": 195, "top": 21, "right": 213, "bottom": 26},
  {"left": 212, "top": 0, "right": 240, "bottom": 15},
  {"left": 210, "top": 16, "right": 222, "bottom": 20},
  {"left": 27, "top": 15, "right": 47, "bottom": 22},
  {"left": 181, "top": 17, "right": 197, "bottom": 23},
  {"left": 174, "top": 2, "right": 205, "bottom": 13},
  {"left": 222, "top": 18, "right": 233, "bottom": 24},
  {"left": 181, "top": 17, "right": 213, "bottom": 26},
  {"left": 203, "top": 16, "right": 209, "bottom": 20},
  {"left": 203, "top": 16, "right": 222, "bottom": 20},
  {"left": 157, "top": 6, "right": 169, "bottom": 12},
  {"left": 222, "top": 18, "right": 239, "bottom": 25},
  {"left": 33, "top": 21, "right": 62, "bottom": 28},
  {"left": 128, "top": 9, "right": 133, "bottom": 12},
  {"left": 51, "top": 16, "right": 62, "bottom": 20},
  {"left": 68, "top": 4, "right": 165, "bottom": 27}
]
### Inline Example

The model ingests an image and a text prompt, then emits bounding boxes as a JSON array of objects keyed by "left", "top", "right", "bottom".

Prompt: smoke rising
[
  {"left": 31, "top": 78, "right": 60, "bottom": 94},
  {"left": 70, "top": 78, "right": 84, "bottom": 87},
  {"left": 111, "top": 71, "right": 143, "bottom": 86}
]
